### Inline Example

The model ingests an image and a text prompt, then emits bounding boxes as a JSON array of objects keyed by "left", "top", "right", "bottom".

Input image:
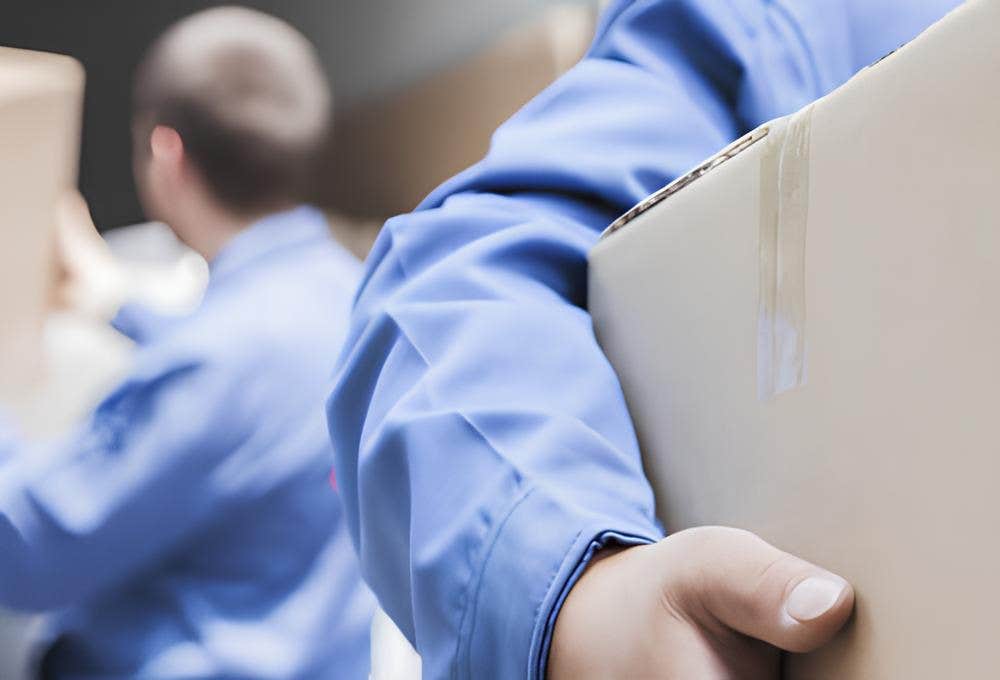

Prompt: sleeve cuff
[
  {"left": 110, "top": 302, "right": 167, "bottom": 344},
  {"left": 461, "top": 487, "right": 662, "bottom": 680}
]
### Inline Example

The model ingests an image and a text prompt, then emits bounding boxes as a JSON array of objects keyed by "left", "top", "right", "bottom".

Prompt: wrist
[{"left": 548, "top": 543, "right": 658, "bottom": 679}]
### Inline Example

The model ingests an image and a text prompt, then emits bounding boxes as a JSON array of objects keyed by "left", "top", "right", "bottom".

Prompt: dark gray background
[{"left": 0, "top": 0, "right": 585, "bottom": 229}]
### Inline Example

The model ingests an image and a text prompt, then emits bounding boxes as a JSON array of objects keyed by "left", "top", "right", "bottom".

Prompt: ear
[{"left": 149, "top": 125, "right": 184, "bottom": 168}]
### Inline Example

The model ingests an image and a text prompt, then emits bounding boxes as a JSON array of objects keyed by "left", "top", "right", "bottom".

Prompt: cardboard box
[
  {"left": 319, "top": 4, "right": 597, "bottom": 218},
  {"left": 0, "top": 47, "right": 84, "bottom": 397},
  {"left": 589, "top": 1, "right": 999, "bottom": 676}
]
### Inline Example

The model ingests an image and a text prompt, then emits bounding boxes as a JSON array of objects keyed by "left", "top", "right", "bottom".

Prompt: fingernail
[{"left": 784, "top": 577, "right": 846, "bottom": 622}]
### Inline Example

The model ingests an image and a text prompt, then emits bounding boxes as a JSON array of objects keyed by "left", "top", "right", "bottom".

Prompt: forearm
[
  {"left": 330, "top": 1, "right": 836, "bottom": 676},
  {"left": 0, "top": 425, "right": 73, "bottom": 610},
  {"left": 0, "top": 356, "right": 244, "bottom": 612},
  {"left": 332, "top": 193, "right": 664, "bottom": 680}
]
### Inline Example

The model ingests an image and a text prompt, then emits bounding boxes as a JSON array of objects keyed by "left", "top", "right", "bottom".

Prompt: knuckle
[
  {"left": 753, "top": 553, "right": 800, "bottom": 601},
  {"left": 673, "top": 526, "right": 763, "bottom": 554}
]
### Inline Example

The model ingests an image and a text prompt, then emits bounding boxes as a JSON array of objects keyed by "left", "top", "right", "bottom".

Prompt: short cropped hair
[{"left": 133, "top": 7, "right": 331, "bottom": 215}]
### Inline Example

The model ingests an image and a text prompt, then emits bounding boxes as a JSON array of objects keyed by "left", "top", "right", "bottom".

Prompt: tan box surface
[
  {"left": 0, "top": 47, "right": 84, "bottom": 396},
  {"left": 590, "top": 1, "right": 1000, "bottom": 676}
]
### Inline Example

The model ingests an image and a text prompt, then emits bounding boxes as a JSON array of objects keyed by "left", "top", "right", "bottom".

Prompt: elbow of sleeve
[{"left": 0, "top": 519, "right": 74, "bottom": 612}]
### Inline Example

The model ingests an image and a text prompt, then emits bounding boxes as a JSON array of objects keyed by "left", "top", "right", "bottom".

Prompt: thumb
[{"left": 664, "top": 527, "right": 855, "bottom": 654}]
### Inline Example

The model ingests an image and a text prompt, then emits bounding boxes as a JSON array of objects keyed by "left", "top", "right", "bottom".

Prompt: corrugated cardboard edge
[{"left": 601, "top": 125, "right": 771, "bottom": 238}]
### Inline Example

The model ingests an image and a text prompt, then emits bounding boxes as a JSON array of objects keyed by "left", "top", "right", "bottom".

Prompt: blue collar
[{"left": 208, "top": 205, "right": 331, "bottom": 285}]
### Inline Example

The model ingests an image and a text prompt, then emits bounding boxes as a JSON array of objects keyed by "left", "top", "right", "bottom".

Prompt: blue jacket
[
  {"left": 0, "top": 206, "right": 374, "bottom": 678},
  {"left": 327, "top": 2, "right": 962, "bottom": 678}
]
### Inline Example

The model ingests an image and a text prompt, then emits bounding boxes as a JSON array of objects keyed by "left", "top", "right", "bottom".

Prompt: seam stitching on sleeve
[{"left": 452, "top": 485, "right": 537, "bottom": 679}]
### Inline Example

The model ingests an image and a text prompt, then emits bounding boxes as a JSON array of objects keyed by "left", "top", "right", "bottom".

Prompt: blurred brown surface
[{"left": 318, "top": 5, "right": 597, "bottom": 220}]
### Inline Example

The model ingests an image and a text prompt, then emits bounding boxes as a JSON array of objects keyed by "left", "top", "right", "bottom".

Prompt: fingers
[
  {"left": 661, "top": 527, "right": 854, "bottom": 654},
  {"left": 550, "top": 529, "right": 852, "bottom": 680},
  {"left": 56, "top": 190, "right": 104, "bottom": 261},
  {"left": 52, "top": 190, "right": 125, "bottom": 318},
  {"left": 56, "top": 189, "right": 92, "bottom": 226}
]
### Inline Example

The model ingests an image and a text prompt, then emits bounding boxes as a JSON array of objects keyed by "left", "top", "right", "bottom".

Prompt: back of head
[{"left": 133, "top": 7, "right": 330, "bottom": 217}]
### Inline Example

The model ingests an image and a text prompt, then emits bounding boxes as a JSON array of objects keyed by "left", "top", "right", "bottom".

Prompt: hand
[
  {"left": 549, "top": 527, "right": 854, "bottom": 679},
  {"left": 53, "top": 191, "right": 126, "bottom": 319}
]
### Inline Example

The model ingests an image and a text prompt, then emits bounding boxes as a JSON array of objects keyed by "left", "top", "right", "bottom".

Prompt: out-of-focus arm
[{"left": 0, "top": 348, "right": 254, "bottom": 611}]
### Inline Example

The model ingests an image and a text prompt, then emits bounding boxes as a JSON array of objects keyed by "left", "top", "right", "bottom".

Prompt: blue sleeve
[
  {"left": 0, "top": 413, "right": 17, "bottom": 464},
  {"left": 110, "top": 302, "right": 179, "bottom": 345},
  {"left": 326, "top": 1, "right": 955, "bottom": 677},
  {"left": 0, "top": 349, "right": 256, "bottom": 611}
]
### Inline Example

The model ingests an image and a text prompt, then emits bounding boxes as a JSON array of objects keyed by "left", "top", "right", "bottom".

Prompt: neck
[
  {"left": 180, "top": 203, "right": 280, "bottom": 262},
  {"left": 196, "top": 219, "right": 249, "bottom": 263},
  {"left": 324, "top": 212, "right": 382, "bottom": 261}
]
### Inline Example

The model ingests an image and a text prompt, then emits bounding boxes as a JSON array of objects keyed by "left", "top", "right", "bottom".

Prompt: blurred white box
[{"left": 590, "top": 0, "right": 1000, "bottom": 677}]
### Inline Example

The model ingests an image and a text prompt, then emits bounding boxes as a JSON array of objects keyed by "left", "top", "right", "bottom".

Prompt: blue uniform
[
  {"left": 0, "top": 206, "right": 374, "bottom": 678},
  {"left": 327, "top": 2, "right": 962, "bottom": 678}
]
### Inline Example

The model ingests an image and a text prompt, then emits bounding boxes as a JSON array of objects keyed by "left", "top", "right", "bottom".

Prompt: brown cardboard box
[
  {"left": 321, "top": 5, "right": 597, "bottom": 218},
  {"left": 589, "top": 1, "right": 1000, "bottom": 676},
  {"left": 0, "top": 47, "right": 84, "bottom": 397}
]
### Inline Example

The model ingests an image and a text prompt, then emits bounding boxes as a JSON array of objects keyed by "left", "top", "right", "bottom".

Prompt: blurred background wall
[{"left": 0, "top": 0, "right": 600, "bottom": 231}]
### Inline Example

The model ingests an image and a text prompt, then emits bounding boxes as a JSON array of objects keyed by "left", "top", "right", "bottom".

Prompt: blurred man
[
  {"left": 327, "top": 0, "right": 962, "bottom": 678},
  {"left": 0, "top": 8, "right": 374, "bottom": 678}
]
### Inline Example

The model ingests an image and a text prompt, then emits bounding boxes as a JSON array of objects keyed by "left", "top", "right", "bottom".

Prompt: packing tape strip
[{"left": 757, "top": 105, "right": 813, "bottom": 401}]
